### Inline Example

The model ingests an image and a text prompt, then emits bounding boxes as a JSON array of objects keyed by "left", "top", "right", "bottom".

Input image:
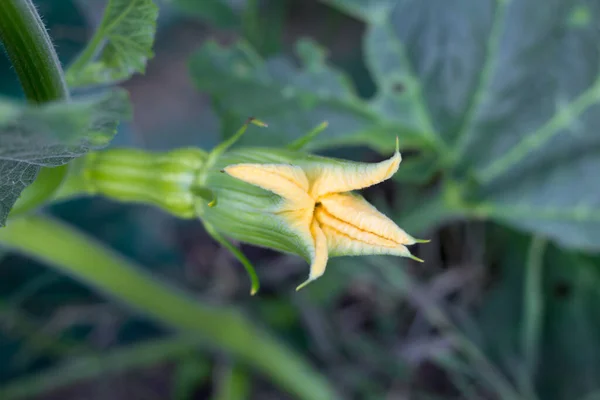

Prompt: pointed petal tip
[
  {"left": 248, "top": 117, "right": 268, "bottom": 127},
  {"left": 413, "top": 238, "right": 431, "bottom": 244},
  {"left": 395, "top": 136, "right": 399, "bottom": 153},
  {"left": 409, "top": 254, "right": 425, "bottom": 263},
  {"left": 296, "top": 278, "right": 314, "bottom": 291},
  {"left": 250, "top": 286, "right": 259, "bottom": 295}
]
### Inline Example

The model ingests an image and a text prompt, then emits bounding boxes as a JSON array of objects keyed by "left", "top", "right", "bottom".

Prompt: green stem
[
  {"left": 213, "top": 363, "right": 251, "bottom": 400},
  {"left": 0, "top": 216, "right": 338, "bottom": 400},
  {"left": 0, "top": 0, "right": 70, "bottom": 213},
  {"left": 521, "top": 236, "right": 547, "bottom": 387},
  {"left": 0, "top": 0, "right": 69, "bottom": 103},
  {"left": 65, "top": 0, "right": 111, "bottom": 74}
]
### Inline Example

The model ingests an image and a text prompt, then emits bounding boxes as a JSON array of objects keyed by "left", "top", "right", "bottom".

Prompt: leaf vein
[{"left": 478, "top": 79, "right": 600, "bottom": 183}]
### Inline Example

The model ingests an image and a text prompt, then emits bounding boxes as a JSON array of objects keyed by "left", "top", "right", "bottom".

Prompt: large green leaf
[
  {"left": 66, "top": 0, "right": 158, "bottom": 87},
  {"left": 473, "top": 228, "right": 600, "bottom": 400},
  {"left": 0, "top": 89, "right": 130, "bottom": 225},
  {"left": 194, "top": 0, "right": 600, "bottom": 250},
  {"left": 338, "top": 0, "right": 600, "bottom": 250},
  {"left": 189, "top": 39, "right": 431, "bottom": 152}
]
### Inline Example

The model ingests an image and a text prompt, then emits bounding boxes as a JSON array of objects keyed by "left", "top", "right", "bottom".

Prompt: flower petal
[
  {"left": 296, "top": 219, "right": 329, "bottom": 291},
  {"left": 319, "top": 193, "right": 417, "bottom": 247},
  {"left": 224, "top": 163, "right": 313, "bottom": 209},
  {"left": 304, "top": 144, "right": 401, "bottom": 198},
  {"left": 315, "top": 193, "right": 417, "bottom": 258}
]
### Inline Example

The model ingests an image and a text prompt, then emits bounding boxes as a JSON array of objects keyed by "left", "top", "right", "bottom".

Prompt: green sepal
[
  {"left": 287, "top": 121, "right": 328, "bottom": 151},
  {"left": 202, "top": 221, "right": 260, "bottom": 295},
  {"left": 191, "top": 186, "right": 217, "bottom": 207},
  {"left": 207, "top": 117, "right": 268, "bottom": 164}
]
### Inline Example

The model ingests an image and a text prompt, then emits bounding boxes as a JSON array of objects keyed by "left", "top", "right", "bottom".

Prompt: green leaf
[
  {"left": 318, "top": 0, "right": 600, "bottom": 250},
  {"left": 0, "top": 337, "right": 200, "bottom": 400},
  {"left": 168, "top": 0, "right": 239, "bottom": 28},
  {"left": 473, "top": 228, "right": 600, "bottom": 400},
  {"left": 171, "top": 356, "right": 211, "bottom": 400},
  {"left": 213, "top": 363, "right": 251, "bottom": 400},
  {"left": 191, "top": 0, "right": 600, "bottom": 248},
  {"left": 66, "top": 0, "right": 158, "bottom": 88},
  {"left": 539, "top": 252, "right": 600, "bottom": 400},
  {"left": 320, "top": 0, "right": 395, "bottom": 21},
  {"left": 189, "top": 38, "right": 430, "bottom": 152},
  {"left": 0, "top": 89, "right": 131, "bottom": 225}
]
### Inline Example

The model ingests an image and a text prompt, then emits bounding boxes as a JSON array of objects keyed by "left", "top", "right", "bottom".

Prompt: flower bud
[
  {"left": 75, "top": 119, "right": 427, "bottom": 294},
  {"left": 196, "top": 134, "right": 426, "bottom": 291}
]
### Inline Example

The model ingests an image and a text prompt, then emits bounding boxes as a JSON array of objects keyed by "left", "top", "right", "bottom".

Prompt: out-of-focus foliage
[
  {"left": 66, "top": 0, "right": 159, "bottom": 88},
  {"left": 1, "top": 0, "right": 600, "bottom": 399},
  {"left": 194, "top": 0, "right": 600, "bottom": 252},
  {"left": 0, "top": 90, "right": 130, "bottom": 224},
  {"left": 474, "top": 230, "right": 600, "bottom": 400},
  {"left": 168, "top": 0, "right": 240, "bottom": 27}
]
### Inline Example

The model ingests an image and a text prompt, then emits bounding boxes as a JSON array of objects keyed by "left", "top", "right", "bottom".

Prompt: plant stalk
[
  {"left": 0, "top": 216, "right": 339, "bottom": 400},
  {"left": 0, "top": 0, "right": 69, "bottom": 103},
  {"left": 0, "top": 0, "right": 70, "bottom": 215}
]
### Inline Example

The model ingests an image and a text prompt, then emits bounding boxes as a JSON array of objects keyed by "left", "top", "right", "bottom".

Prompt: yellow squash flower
[
  {"left": 221, "top": 139, "right": 424, "bottom": 290},
  {"left": 63, "top": 118, "right": 426, "bottom": 294},
  {"left": 67, "top": 118, "right": 426, "bottom": 294}
]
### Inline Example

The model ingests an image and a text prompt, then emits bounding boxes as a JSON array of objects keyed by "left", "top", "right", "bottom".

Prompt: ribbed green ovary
[{"left": 83, "top": 147, "right": 208, "bottom": 218}]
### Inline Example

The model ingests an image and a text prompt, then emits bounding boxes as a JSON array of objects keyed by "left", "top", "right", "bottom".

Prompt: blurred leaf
[
  {"left": 241, "top": 0, "right": 288, "bottom": 56},
  {"left": 0, "top": 89, "right": 130, "bottom": 225},
  {"left": 0, "top": 215, "right": 339, "bottom": 400},
  {"left": 0, "top": 337, "right": 198, "bottom": 400},
  {"left": 66, "top": 0, "right": 158, "bottom": 88},
  {"left": 320, "top": 0, "right": 395, "bottom": 21},
  {"left": 0, "top": 300, "right": 89, "bottom": 370},
  {"left": 171, "top": 356, "right": 211, "bottom": 400},
  {"left": 169, "top": 0, "right": 240, "bottom": 28},
  {"left": 474, "top": 228, "right": 600, "bottom": 400},
  {"left": 318, "top": 0, "right": 600, "bottom": 250},
  {"left": 189, "top": 38, "right": 431, "bottom": 152},
  {"left": 392, "top": 152, "right": 440, "bottom": 184},
  {"left": 213, "top": 363, "right": 251, "bottom": 400},
  {"left": 538, "top": 251, "right": 600, "bottom": 400}
]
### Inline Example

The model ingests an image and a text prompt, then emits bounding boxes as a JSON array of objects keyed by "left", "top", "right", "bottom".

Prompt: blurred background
[{"left": 1, "top": 0, "right": 600, "bottom": 399}]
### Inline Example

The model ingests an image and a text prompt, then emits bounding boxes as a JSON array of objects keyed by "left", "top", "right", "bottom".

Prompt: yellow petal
[
  {"left": 319, "top": 193, "right": 417, "bottom": 246},
  {"left": 296, "top": 219, "right": 328, "bottom": 291},
  {"left": 315, "top": 193, "right": 417, "bottom": 258},
  {"left": 276, "top": 207, "right": 316, "bottom": 257},
  {"left": 304, "top": 144, "right": 401, "bottom": 199},
  {"left": 224, "top": 163, "right": 313, "bottom": 209}
]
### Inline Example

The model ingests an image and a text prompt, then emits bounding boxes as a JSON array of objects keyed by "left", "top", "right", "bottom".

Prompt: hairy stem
[
  {"left": 0, "top": 0, "right": 70, "bottom": 214},
  {"left": 0, "top": 0, "right": 69, "bottom": 103}
]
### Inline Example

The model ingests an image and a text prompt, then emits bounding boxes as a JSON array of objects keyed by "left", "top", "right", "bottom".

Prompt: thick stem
[
  {"left": 0, "top": 0, "right": 69, "bottom": 103},
  {"left": 0, "top": 0, "right": 70, "bottom": 214},
  {"left": 0, "top": 216, "right": 339, "bottom": 400}
]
